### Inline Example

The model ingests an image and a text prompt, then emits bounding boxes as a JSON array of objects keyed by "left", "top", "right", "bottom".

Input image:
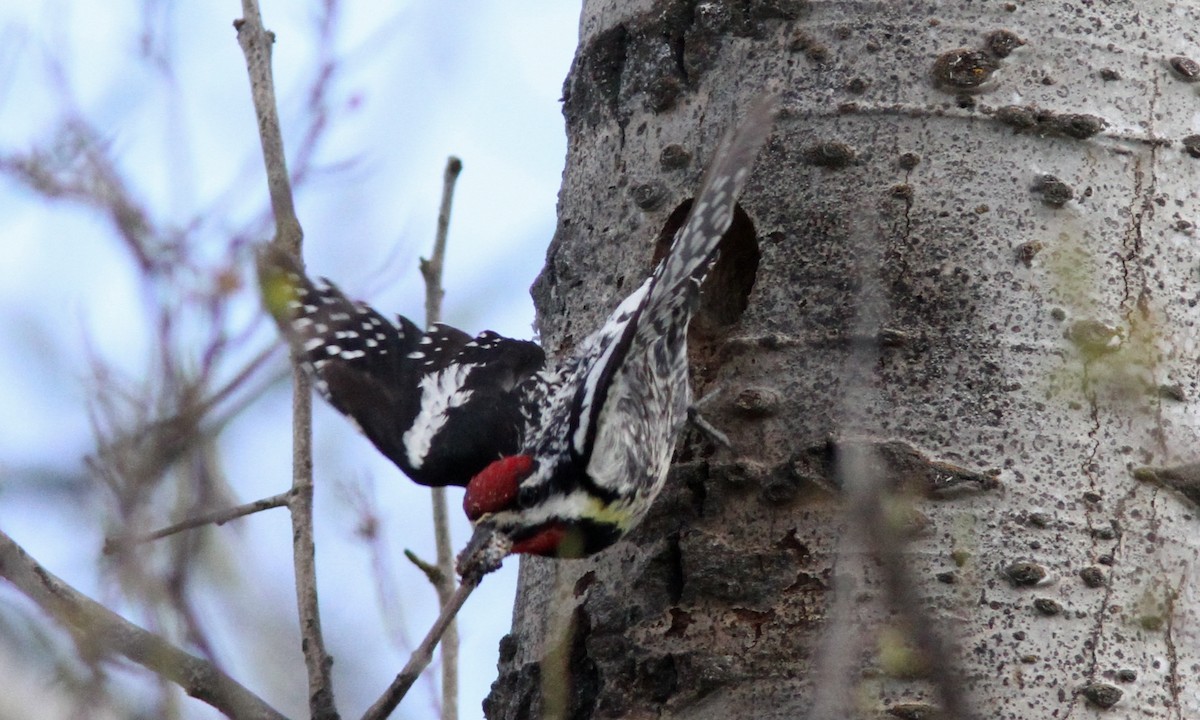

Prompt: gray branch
[
  {"left": 0, "top": 529, "right": 286, "bottom": 720},
  {"left": 236, "top": 3, "right": 336, "bottom": 718},
  {"left": 418, "top": 156, "right": 465, "bottom": 720}
]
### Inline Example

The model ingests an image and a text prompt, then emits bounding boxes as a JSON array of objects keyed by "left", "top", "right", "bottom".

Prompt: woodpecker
[
  {"left": 464, "top": 96, "right": 776, "bottom": 561},
  {"left": 261, "top": 94, "right": 776, "bottom": 567}
]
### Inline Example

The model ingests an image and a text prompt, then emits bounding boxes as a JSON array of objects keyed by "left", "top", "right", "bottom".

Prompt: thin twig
[
  {"left": 104, "top": 490, "right": 293, "bottom": 554},
  {"left": 403, "top": 548, "right": 444, "bottom": 585},
  {"left": 193, "top": 343, "right": 281, "bottom": 421},
  {"left": 235, "top": 3, "right": 302, "bottom": 254},
  {"left": 236, "top": 3, "right": 336, "bottom": 718},
  {"left": 420, "top": 156, "right": 462, "bottom": 327},
  {"left": 0, "top": 529, "right": 287, "bottom": 720},
  {"left": 360, "top": 576, "right": 480, "bottom": 720},
  {"left": 419, "top": 156, "right": 464, "bottom": 720}
]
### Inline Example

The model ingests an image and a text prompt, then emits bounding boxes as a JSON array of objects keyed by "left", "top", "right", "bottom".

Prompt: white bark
[{"left": 488, "top": 2, "right": 1200, "bottom": 718}]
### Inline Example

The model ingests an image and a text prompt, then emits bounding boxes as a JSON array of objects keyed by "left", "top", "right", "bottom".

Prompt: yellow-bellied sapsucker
[{"left": 261, "top": 95, "right": 776, "bottom": 565}]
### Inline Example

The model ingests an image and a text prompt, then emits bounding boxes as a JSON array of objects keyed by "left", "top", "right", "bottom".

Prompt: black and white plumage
[
  {"left": 260, "top": 252, "right": 544, "bottom": 489},
  {"left": 261, "top": 94, "right": 776, "bottom": 560}
]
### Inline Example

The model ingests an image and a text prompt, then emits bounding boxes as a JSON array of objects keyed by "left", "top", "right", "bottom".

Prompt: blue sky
[{"left": 0, "top": 1, "right": 581, "bottom": 717}]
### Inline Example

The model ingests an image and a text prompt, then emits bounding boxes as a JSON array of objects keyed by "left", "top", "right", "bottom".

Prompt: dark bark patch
[
  {"left": 801, "top": 140, "right": 857, "bottom": 168},
  {"left": 789, "top": 438, "right": 1000, "bottom": 499},
  {"left": 1031, "top": 174, "right": 1073, "bottom": 208},
  {"left": 846, "top": 77, "right": 869, "bottom": 94},
  {"left": 887, "top": 701, "right": 943, "bottom": 719},
  {"left": 659, "top": 143, "right": 691, "bottom": 169},
  {"left": 1043, "top": 112, "right": 1107, "bottom": 139},
  {"left": 1003, "top": 560, "right": 1047, "bottom": 587},
  {"left": 994, "top": 104, "right": 1037, "bottom": 129},
  {"left": 564, "top": 0, "right": 800, "bottom": 126},
  {"left": 574, "top": 571, "right": 597, "bottom": 598},
  {"left": 785, "top": 571, "right": 826, "bottom": 592},
  {"left": 994, "top": 105, "right": 1107, "bottom": 139},
  {"left": 897, "top": 151, "right": 921, "bottom": 170},
  {"left": 775, "top": 528, "right": 811, "bottom": 561},
  {"left": 1158, "top": 383, "right": 1187, "bottom": 402},
  {"left": 1090, "top": 520, "right": 1120, "bottom": 541},
  {"left": 1079, "top": 566, "right": 1107, "bottom": 588},
  {"left": 631, "top": 180, "right": 668, "bottom": 210},
  {"left": 665, "top": 607, "right": 692, "bottom": 638},
  {"left": 563, "top": 24, "right": 629, "bottom": 126},
  {"left": 1181, "top": 135, "right": 1200, "bottom": 159},
  {"left": 1025, "top": 511, "right": 1051, "bottom": 528},
  {"left": 733, "top": 386, "right": 781, "bottom": 417},
  {"left": 1015, "top": 240, "right": 1043, "bottom": 266},
  {"left": 983, "top": 30, "right": 1024, "bottom": 59},
  {"left": 731, "top": 607, "right": 775, "bottom": 643},
  {"left": 787, "top": 29, "right": 829, "bottom": 64},
  {"left": 931, "top": 48, "right": 997, "bottom": 91},
  {"left": 1081, "top": 682, "right": 1123, "bottom": 709},
  {"left": 483, "top": 659, "right": 541, "bottom": 720},
  {"left": 1168, "top": 55, "right": 1200, "bottom": 82},
  {"left": 761, "top": 464, "right": 804, "bottom": 504},
  {"left": 680, "top": 529, "right": 795, "bottom": 604},
  {"left": 637, "top": 654, "right": 679, "bottom": 703}
]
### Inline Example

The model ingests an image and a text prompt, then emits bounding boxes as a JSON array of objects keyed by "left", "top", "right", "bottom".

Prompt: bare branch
[
  {"left": 365, "top": 523, "right": 509, "bottom": 718},
  {"left": 419, "top": 156, "right": 463, "bottom": 327},
  {"left": 236, "top": 3, "right": 335, "bottom": 718},
  {"left": 360, "top": 576, "right": 480, "bottom": 720},
  {"left": 403, "top": 548, "right": 445, "bottom": 586},
  {"left": 418, "top": 156, "right": 465, "bottom": 720},
  {"left": 0, "top": 529, "right": 287, "bottom": 720},
  {"left": 234, "top": 3, "right": 301, "bottom": 254},
  {"left": 104, "top": 490, "right": 293, "bottom": 554}
]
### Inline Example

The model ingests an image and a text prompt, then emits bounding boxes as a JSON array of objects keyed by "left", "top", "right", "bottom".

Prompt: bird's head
[
  {"left": 463, "top": 455, "right": 564, "bottom": 556},
  {"left": 463, "top": 455, "right": 619, "bottom": 558}
]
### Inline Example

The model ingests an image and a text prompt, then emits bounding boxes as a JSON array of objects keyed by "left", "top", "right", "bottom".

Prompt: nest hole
[{"left": 653, "top": 199, "right": 760, "bottom": 336}]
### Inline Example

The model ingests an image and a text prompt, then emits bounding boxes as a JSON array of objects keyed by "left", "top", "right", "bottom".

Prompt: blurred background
[{"left": 0, "top": 0, "right": 581, "bottom": 717}]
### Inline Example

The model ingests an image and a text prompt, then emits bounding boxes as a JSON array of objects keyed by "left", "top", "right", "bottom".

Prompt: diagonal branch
[
  {"left": 0, "top": 529, "right": 287, "bottom": 720},
  {"left": 360, "top": 575, "right": 479, "bottom": 720},
  {"left": 366, "top": 523, "right": 509, "bottom": 720},
  {"left": 103, "top": 490, "right": 293, "bottom": 554}
]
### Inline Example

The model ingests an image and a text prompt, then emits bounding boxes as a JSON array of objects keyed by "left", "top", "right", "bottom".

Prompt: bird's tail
[{"left": 641, "top": 93, "right": 778, "bottom": 323}]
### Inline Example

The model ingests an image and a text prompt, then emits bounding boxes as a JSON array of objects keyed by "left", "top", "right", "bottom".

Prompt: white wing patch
[{"left": 403, "top": 363, "right": 477, "bottom": 469}]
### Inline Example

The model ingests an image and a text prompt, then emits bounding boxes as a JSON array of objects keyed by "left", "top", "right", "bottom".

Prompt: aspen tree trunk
[{"left": 486, "top": 2, "right": 1200, "bottom": 718}]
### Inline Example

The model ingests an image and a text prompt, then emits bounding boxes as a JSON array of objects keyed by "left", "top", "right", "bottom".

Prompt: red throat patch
[
  {"left": 510, "top": 524, "right": 568, "bottom": 556},
  {"left": 463, "top": 455, "right": 535, "bottom": 521}
]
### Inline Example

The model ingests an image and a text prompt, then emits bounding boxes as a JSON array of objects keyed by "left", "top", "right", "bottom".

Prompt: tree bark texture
[{"left": 487, "top": 1, "right": 1200, "bottom": 718}]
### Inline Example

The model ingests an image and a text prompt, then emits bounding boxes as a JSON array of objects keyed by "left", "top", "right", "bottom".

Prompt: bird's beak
[{"left": 456, "top": 522, "right": 512, "bottom": 580}]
